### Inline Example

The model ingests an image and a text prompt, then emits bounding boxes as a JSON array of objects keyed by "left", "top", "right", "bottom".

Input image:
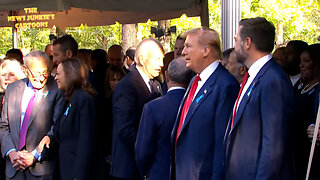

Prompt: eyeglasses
[{"left": 26, "top": 66, "right": 49, "bottom": 79}]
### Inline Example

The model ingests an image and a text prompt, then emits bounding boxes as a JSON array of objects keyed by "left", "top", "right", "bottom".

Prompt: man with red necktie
[
  {"left": 171, "top": 27, "right": 239, "bottom": 180},
  {"left": 224, "top": 17, "right": 295, "bottom": 180}
]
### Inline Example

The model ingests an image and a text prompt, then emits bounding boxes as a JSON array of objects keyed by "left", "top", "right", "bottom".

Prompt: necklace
[{"left": 301, "top": 82, "right": 319, "bottom": 94}]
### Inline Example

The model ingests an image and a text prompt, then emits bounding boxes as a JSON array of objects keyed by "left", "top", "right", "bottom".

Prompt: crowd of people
[{"left": 0, "top": 16, "right": 319, "bottom": 180}]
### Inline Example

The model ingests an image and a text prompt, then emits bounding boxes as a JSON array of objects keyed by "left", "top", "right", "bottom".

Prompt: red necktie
[
  {"left": 231, "top": 72, "right": 249, "bottom": 128},
  {"left": 19, "top": 90, "right": 37, "bottom": 150},
  {"left": 175, "top": 75, "right": 200, "bottom": 159}
]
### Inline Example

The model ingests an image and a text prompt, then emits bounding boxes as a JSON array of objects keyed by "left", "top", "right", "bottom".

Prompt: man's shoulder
[{"left": 6, "top": 78, "right": 27, "bottom": 91}]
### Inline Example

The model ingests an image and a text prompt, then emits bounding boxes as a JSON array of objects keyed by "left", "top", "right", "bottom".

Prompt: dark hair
[
  {"left": 5, "top": 48, "right": 23, "bottom": 64},
  {"left": 239, "top": 17, "right": 275, "bottom": 53},
  {"left": 125, "top": 48, "right": 135, "bottom": 61},
  {"left": 223, "top": 48, "right": 234, "bottom": 59},
  {"left": 53, "top": 35, "right": 78, "bottom": 56},
  {"left": 304, "top": 43, "right": 320, "bottom": 74},
  {"left": 176, "top": 33, "right": 186, "bottom": 41},
  {"left": 168, "top": 57, "right": 193, "bottom": 85},
  {"left": 286, "top": 40, "right": 308, "bottom": 56},
  {"left": 60, "top": 58, "right": 95, "bottom": 100},
  {"left": 92, "top": 49, "right": 108, "bottom": 65},
  {"left": 105, "top": 65, "right": 126, "bottom": 97}
]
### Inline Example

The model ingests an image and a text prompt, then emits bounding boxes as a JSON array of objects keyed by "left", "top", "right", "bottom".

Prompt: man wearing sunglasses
[{"left": 0, "top": 50, "right": 63, "bottom": 179}]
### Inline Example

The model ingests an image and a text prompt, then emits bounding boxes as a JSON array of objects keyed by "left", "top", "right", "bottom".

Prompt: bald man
[{"left": 110, "top": 38, "right": 164, "bottom": 180}]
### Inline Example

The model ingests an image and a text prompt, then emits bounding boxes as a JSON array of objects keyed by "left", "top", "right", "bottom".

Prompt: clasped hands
[
  {"left": 8, "top": 150, "right": 36, "bottom": 171},
  {"left": 8, "top": 135, "right": 51, "bottom": 171}
]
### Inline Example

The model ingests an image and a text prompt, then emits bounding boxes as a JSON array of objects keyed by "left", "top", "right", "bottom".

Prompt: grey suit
[{"left": 0, "top": 77, "right": 63, "bottom": 179}]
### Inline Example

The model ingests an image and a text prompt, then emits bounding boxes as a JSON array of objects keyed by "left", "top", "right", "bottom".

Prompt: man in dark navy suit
[
  {"left": 171, "top": 27, "right": 239, "bottom": 180},
  {"left": 224, "top": 17, "right": 295, "bottom": 180},
  {"left": 110, "top": 38, "right": 164, "bottom": 180},
  {"left": 135, "top": 56, "right": 193, "bottom": 180}
]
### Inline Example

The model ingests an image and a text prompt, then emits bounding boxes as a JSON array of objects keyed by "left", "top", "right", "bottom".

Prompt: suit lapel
[
  {"left": 27, "top": 79, "right": 51, "bottom": 129},
  {"left": 229, "top": 59, "right": 274, "bottom": 134},
  {"left": 15, "top": 79, "right": 28, "bottom": 134},
  {"left": 178, "top": 65, "right": 220, "bottom": 137}
]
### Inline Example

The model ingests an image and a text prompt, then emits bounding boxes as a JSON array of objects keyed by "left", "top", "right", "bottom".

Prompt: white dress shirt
[
  {"left": 235, "top": 54, "right": 272, "bottom": 111},
  {"left": 136, "top": 66, "right": 152, "bottom": 93},
  {"left": 193, "top": 60, "right": 219, "bottom": 100}
]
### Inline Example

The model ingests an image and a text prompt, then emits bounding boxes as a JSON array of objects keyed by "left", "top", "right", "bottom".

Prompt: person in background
[
  {"left": 272, "top": 46, "right": 287, "bottom": 69},
  {"left": 174, "top": 34, "right": 186, "bottom": 58},
  {"left": 110, "top": 38, "right": 164, "bottom": 180},
  {"left": 103, "top": 65, "right": 126, "bottom": 178},
  {"left": 221, "top": 48, "right": 234, "bottom": 67},
  {"left": 5, "top": 49, "right": 24, "bottom": 65},
  {"left": 124, "top": 47, "right": 136, "bottom": 71},
  {"left": 226, "top": 49, "right": 247, "bottom": 84},
  {"left": 293, "top": 44, "right": 320, "bottom": 180},
  {"left": 285, "top": 40, "right": 308, "bottom": 87},
  {"left": 135, "top": 56, "right": 193, "bottom": 180},
  {"left": 52, "top": 35, "right": 78, "bottom": 76},
  {"left": 0, "top": 59, "right": 26, "bottom": 180}
]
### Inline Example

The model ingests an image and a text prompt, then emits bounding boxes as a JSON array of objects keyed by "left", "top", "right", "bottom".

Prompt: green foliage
[
  {"left": 0, "top": 28, "right": 12, "bottom": 58},
  {"left": 67, "top": 22, "right": 122, "bottom": 50}
]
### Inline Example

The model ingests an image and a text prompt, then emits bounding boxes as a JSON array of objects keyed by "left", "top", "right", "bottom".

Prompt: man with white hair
[
  {"left": 0, "top": 50, "right": 63, "bottom": 179},
  {"left": 110, "top": 38, "right": 164, "bottom": 180}
]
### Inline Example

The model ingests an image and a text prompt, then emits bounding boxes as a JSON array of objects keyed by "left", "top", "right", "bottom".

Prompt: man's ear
[
  {"left": 66, "top": 50, "right": 73, "bottom": 58},
  {"left": 203, "top": 47, "right": 210, "bottom": 58},
  {"left": 137, "top": 55, "right": 144, "bottom": 66},
  {"left": 165, "top": 70, "right": 169, "bottom": 83},
  {"left": 243, "top": 37, "right": 252, "bottom": 50},
  {"left": 239, "top": 65, "right": 247, "bottom": 76}
]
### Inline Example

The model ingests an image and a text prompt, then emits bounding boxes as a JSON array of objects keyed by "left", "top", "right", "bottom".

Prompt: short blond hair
[{"left": 187, "top": 27, "right": 222, "bottom": 59}]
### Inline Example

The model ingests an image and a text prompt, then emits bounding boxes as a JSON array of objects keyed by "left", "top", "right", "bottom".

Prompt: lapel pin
[
  {"left": 247, "top": 83, "right": 255, "bottom": 96},
  {"left": 196, "top": 94, "right": 204, "bottom": 103},
  {"left": 204, "top": 89, "right": 207, "bottom": 94}
]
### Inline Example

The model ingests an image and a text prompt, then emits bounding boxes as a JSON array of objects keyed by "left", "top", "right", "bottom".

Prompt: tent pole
[
  {"left": 12, "top": 25, "right": 18, "bottom": 48},
  {"left": 200, "top": 0, "right": 209, "bottom": 27}
]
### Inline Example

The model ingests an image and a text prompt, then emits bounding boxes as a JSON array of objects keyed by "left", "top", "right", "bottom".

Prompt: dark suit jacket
[
  {"left": 135, "top": 88, "right": 186, "bottom": 180},
  {"left": 224, "top": 59, "right": 295, "bottom": 180},
  {"left": 110, "top": 66, "right": 162, "bottom": 179},
  {"left": 0, "top": 77, "right": 63, "bottom": 178},
  {"left": 171, "top": 64, "right": 239, "bottom": 180},
  {"left": 52, "top": 89, "right": 97, "bottom": 180}
]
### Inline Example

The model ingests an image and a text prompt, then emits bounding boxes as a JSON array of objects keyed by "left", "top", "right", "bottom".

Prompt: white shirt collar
[
  {"left": 168, "top": 86, "right": 185, "bottom": 93},
  {"left": 247, "top": 54, "right": 272, "bottom": 78},
  {"left": 136, "top": 66, "right": 152, "bottom": 92},
  {"left": 199, "top": 60, "right": 220, "bottom": 83}
]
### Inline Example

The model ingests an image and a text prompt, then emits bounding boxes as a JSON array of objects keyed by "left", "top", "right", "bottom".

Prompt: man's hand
[
  {"left": 37, "top": 135, "right": 51, "bottom": 153},
  {"left": 307, "top": 124, "right": 320, "bottom": 144},
  {"left": 8, "top": 151, "right": 25, "bottom": 171},
  {"left": 19, "top": 150, "right": 36, "bottom": 168}
]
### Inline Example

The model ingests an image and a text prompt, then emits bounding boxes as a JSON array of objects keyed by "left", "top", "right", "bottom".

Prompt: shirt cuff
[
  {"left": 31, "top": 149, "right": 41, "bottom": 161},
  {"left": 6, "top": 149, "right": 17, "bottom": 158}
]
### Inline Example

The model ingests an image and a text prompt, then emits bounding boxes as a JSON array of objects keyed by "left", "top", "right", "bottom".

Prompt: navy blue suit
[
  {"left": 135, "top": 88, "right": 186, "bottom": 180},
  {"left": 172, "top": 64, "right": 239, "bottom": 180},
  {"left": 224, "top": 59, "right": 295, "bottom": 180},
  {"left": 110, "top": 66, "right": 162, "bottom": 179}
]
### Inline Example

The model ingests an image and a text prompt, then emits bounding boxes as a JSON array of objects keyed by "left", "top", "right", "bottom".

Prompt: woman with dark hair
[
  {"left": 40, "top": 58, "right": 99, "bottom": 180},
  {"left": 293, "top": 43, "right": 320, "bottom": 180},
  {"left": 102, "top": 65, "right": 126, "bottom": 176}
]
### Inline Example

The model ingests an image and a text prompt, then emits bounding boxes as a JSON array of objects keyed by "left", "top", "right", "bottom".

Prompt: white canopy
[{"left": 0, "top": 0, "right": 202, "bottom": 27}]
